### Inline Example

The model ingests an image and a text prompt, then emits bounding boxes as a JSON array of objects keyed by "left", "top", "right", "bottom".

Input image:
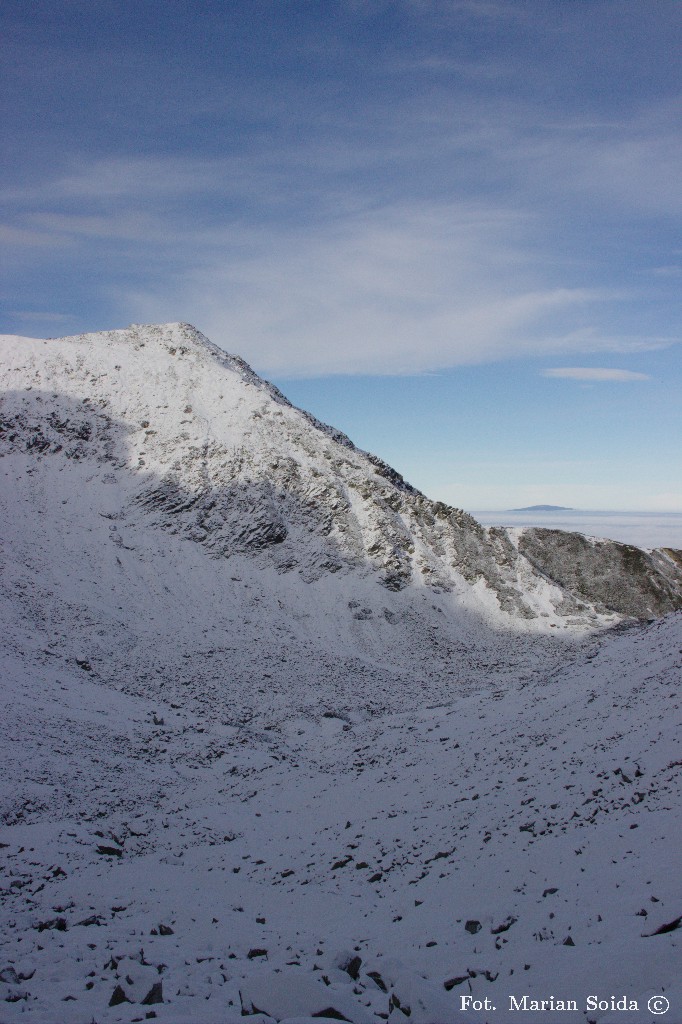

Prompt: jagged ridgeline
[{"left": 1, "top": 322, "right": 680, "bottom": 629}]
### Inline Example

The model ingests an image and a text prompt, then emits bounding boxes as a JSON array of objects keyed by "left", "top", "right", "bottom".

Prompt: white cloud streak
[
  {"left": 541, "top": 368, "right": 651, "bottom": 382},
  {"left": 119, "top": 201, "right": 641, "bottom": 376},
  {"left": 8, "top": 311, "right": 76, "bottom": 323},
  {"left": 6, "top": 174, "right": 669, "bottom": 376},
  {"left": 2, "top": 90, "right": 680, "bottom": 375}
]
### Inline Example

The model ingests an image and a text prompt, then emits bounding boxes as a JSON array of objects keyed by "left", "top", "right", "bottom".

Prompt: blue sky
[{"left": 1, "top": 0, "right": 680, "bottom": 510}]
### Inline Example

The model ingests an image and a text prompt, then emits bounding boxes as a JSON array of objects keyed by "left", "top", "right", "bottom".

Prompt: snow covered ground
[
  {"left": 1, "top": 324, "right": 681, "bottom": 1023},
  {"left": 1, "top": 613, "right": 680, "bottom": 1023}
]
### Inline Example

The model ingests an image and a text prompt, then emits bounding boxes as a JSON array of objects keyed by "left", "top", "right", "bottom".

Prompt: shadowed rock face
[
  {"left": 1, "top": 322, "right": 681, "bottom": 636},
  {"left": 517, "top": 529, "right": 682, "bottom": 619}
]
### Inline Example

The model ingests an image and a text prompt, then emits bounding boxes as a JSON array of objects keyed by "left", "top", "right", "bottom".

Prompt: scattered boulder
[
  {"left": 491, "top": 916, "right": 517, "bottom": 935},
  {"left": 35, "top": 917, "right": 67, "bottom": 932},
  {"left": 240, "top": 971, "right": 364, "bottom": 1021},
  {"left": 96, "top": 844, "right": 123, "bottom": 857},
  {"left": 109, "top": 984, "right": 130, "bottom": 1007},
  {"left": 141, "top": 981, "right": 163, "bottom": 1005},
  {"left": 644, "top": 916, "right": 682, "bottom": 937},
  {"left": 338, "top": 954, "right": 362, "bottom": 981},
  {"left": 444, "top": 975, "right": 469, "bottom": 991}
]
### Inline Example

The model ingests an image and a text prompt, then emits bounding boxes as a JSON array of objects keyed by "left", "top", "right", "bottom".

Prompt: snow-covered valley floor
[{"left": 2, "top": 613, "right": 680, "bottom": 1024}]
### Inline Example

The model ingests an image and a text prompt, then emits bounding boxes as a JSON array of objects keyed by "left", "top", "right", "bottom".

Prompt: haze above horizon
[{"left": 1, "top": 1, "right": 680, "bottom": 510}]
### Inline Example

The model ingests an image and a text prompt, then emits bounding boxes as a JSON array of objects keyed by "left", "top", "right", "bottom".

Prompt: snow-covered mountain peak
[{"left": 3, "top": 322, "right": 680, "bottom": 629}]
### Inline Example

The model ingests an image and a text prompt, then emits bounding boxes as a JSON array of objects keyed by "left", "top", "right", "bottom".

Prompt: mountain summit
[{"left": 2, "top": 323, "right": 680, "bottom": 628}]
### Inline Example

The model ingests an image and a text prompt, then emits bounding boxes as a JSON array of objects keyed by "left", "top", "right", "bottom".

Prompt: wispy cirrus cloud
[
  {"left": 8, "top": 310, "right": 76, "bottom": 323},
  {"left": 2, "top": 82, "right": 680, "bottom": 376},
  {"left": 541, "top": 368, "right": 651, "bottom": 382},
  {"left": 517, "top": 111, "right": 682, "bottom": 217},
  {"left": 3, "top": 145, "right": 675, "bottom": 377},
  {"left": 0, "top": 156, "right": 248, "bottom": 204},
  {"left": 119, "top": 200, "right": 659, "bottom": 377},
  {"left": 5, "top": 92, "right": 681, "bottom": 217}
]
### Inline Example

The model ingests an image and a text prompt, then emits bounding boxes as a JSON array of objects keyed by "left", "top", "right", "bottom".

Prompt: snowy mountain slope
[
  {"left": 1, "top": 607, "right": 680, "bottom": 1023},
  {"left": 1, "top": 322, "right": 681, "bottom": 1023},
  {"left": 1, "top": 323, "right": 680, "bottom": 671}
]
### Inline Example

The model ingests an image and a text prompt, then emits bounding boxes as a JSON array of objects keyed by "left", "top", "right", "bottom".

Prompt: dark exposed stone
[
  {"left": 340, "top": 954, "right": 362, "bottom": 980},
  {"left": 425, "top": 849, "right": 454, "bottom": 863},
  {"left": 644, "top": 916, "right": 682, "bottom": 936},
  {"left": 389, "top": 993, "right": 411, "bottom": 1017},
  {"left": 491, "top": 916, "right": 517, "bottom": 935},
  {"left": 141, "top": 982, "right": 163, "bottom": 1005},
  {"left": 36, "top": 917, "right": 67, "bottom": 932},
  {"left": 96, "top": 844, "right": 123, "bottom": 857},
  {"left": 312, "top": 1009, "right": 352, "bottom": 1021},
  {"left": 109, "top": 985, "right": 130, "bottom": 1007},
  {"left": 367, "top": 970, "right": 387, "bottom": 992},
  {"left": 444, "top": 975, "right": 469, "bottom": 991}
]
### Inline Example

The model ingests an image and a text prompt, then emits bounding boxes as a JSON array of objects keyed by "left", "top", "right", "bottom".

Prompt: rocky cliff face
[{"left": 517, "top": 528, "right": 682, "bottom": 619}]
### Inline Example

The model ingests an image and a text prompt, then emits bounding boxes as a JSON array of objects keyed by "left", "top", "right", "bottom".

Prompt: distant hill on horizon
[{"left": 509, "top": 504, "right": 575, "bottom": 512}]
